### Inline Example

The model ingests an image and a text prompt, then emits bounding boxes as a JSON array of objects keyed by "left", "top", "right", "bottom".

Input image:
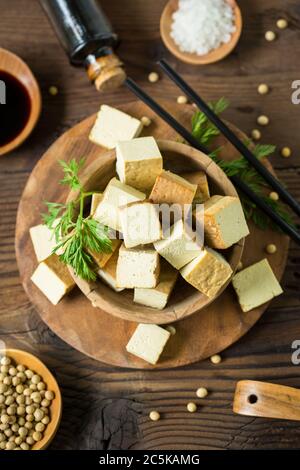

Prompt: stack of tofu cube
[
  {"left": 29, "top": 105, "right": 283, "bottom": 366},
  {"left": 88, "top": 105, "right": 251, "bottom": 365},
  {"left": 92, "top": 131, "right": 250, "bottom": 310},
  {"left": 87, "top": 105, "right": 283, "bottom": 365}
]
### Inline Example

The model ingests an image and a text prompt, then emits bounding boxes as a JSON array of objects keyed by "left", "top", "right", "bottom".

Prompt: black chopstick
[
  {"left": 126, "top": 78, "right": 207, "bottom": 152},
  {"left": 230, "top": 175, "right": 300, "bottom": 244},
  {"left": 125, "top": 77, "right": 300, "bottom": 245},
  {"left": 158, "top": 59, "right": 300, "bottom": 219}
]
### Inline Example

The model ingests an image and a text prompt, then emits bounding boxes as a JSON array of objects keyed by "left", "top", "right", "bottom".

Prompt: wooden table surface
[{"left": 1, "top": 0, "right": 300, "bottom": 450}]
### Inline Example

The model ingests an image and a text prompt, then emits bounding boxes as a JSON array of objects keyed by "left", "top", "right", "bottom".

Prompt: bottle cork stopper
[
  {"left": 94, "top": 66, "right": 126, "bottom": 92},
  {"left": 87, "top": 53, "right": 126, "bottom": 92}
]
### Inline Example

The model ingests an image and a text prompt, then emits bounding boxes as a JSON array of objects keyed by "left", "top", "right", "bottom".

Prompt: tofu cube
[
  {"left": 150, "top": 170, "right": 197, "bottom": 206},
  {"left": 94, "top": 178, "right": 146, "bottom": 232},
  {"left": 116, "top": 137, "right": 163, "bottom": 192},
  {"left": 30, "top": 224, "right": 57, "bottom": 263},
  {"left": 90, "top": 193, "right": 103, "bottom": 216},
  {"left": 98, "top": 245, "right": 124, "bottom": 292},
  {"left": 120, "top": 201, "right": 161, "bottom": 248},
  {"left": 126, "top": 324, "right": 171, "bottom": 365},
  {"left": 180, "top": 247, "right": 233, "bottom": 298},
  {"left": 117, "top": 244, "right": 160, "bottom": 288},
  {"left": 89, "top": 105, "right": 143, "bottom": 149},
  {"left": 232, "top": 258, "right": 283, "bottom": 312},
  {"left": 202, "top": 195, "right": 250, "bottom": 249},
  {"left": 88, "top": 239, "right": 121, "bottom": 269},
  {"left": 31, "top": 254, "right": 75, "bottom": 305},
  {"left": 154, "top": 219, "right": 203, "bottom": 270},
  {"left": 183, "top": 171, "right": 210, "bottom": 203},
  {"left": 134, "top": 261, "right": 178, "bottom": 310}
]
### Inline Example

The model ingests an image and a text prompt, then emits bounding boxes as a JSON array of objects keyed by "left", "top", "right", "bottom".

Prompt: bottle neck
[{"left": 85, "top": 48, "right": 126, "bottom": 92}]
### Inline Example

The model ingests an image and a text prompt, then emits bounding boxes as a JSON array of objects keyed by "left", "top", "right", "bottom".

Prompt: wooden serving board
[{"left": 15, "top": 100, "right": 289, "bottom": 369}]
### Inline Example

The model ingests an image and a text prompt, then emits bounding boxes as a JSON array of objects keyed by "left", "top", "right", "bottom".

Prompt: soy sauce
[
  {"left": 40, "top": 0, "right": 118, "bottom": 65},
  {"left": 0, "top": 71, "right": 31, "bottom": 147}
]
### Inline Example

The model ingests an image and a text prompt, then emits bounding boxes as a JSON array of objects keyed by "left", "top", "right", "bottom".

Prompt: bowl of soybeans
[{"left": 0, "top": 349, "right": 62, "bottom": 450}]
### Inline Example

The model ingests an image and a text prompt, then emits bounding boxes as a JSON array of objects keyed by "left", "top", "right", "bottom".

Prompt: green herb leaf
[
  {"left": 191, "top": 100, "right": 295, "bottom": 232},
  {"left": 252, "top": 144, "right": 276, "bottom": 160},
  {"left": 42, "top": 202, "right": 65, "bottom": 229},
  {"left": 59, "top": 157, "right": 86, "bottom": 191},
  {"left": 82, "top": 219, "right": 112, "bottom": 254},
  {"left": 58, "top": 231, "right": 97, "bottom": 282},
  {"left": 211, "top": 97, "right": 230, "bottom": 115},
  {"left": 43, "top": 158, "right": 112, "bottom": 281}
]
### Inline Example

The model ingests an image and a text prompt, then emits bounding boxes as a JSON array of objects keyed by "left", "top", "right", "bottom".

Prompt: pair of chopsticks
[{"left": 125, "top": 60, "right": 300, "bottom": 245}]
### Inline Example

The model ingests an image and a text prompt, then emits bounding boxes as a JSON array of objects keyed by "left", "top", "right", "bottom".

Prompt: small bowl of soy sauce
[{"left": 0, "top": 48, "right": 41, "bottom": 156}]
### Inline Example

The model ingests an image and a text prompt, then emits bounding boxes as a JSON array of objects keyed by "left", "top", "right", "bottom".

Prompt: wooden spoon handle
[{"left": 233, "top": 380, "right": 300, "bottom": 421}]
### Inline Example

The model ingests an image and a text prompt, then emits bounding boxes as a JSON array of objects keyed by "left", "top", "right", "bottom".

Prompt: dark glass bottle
[{"left": 40, "top": 0, "right": 126, "bottom": 91}]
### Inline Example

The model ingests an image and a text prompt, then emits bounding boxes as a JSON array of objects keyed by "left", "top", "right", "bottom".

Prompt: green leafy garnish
[
  {"left": 42, "top": 158, "right": 112, "bottom": 281},
  {"left": 192, "top": 98, "right": 229, "bottom": 146},
  {"left": 192, "top": 99, "right": 295, "bottom": 231}
]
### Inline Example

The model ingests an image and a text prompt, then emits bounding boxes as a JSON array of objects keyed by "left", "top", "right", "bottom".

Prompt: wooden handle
[{"left": 233, "top": 380, "right": 300, "bottom": 421}]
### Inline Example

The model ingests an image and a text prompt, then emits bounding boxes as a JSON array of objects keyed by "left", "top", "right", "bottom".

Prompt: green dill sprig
[
  {"left": 42, "top": 158, "right": 112, "bottom": 281},
  {"left": 192, "top": 99, "right": 295, "bottom": 231}
]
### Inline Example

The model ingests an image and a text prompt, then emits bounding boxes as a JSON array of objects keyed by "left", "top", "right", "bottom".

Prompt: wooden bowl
[
  {"left": 67, "top": 139, "right": 244, "bottom": 325},
  {"left": 0, "top": 348, "right": 62, "bottom": 450},
  {"left": 0, "top": 48, "right": 41, "bottom": 156},
  {"left": 160, "top": 0, "right": 242, "bottom": 65}
]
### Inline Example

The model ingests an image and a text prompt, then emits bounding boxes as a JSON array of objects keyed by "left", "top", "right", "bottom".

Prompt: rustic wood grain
[
  {"left": 233, "top": 380, "right": 300, "bottom": 421},
  {"left": 0, "top": 0, "right": 300, "bottom": 449}
]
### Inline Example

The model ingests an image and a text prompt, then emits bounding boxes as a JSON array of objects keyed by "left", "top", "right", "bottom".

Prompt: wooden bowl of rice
[{"left": 160, "top": 0, "right": 242, "bottom": 65}]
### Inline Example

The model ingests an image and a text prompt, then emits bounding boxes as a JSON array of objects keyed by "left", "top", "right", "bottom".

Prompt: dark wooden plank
[{"left": 0, "top": 0, "right": 300, "bottom": 450}]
